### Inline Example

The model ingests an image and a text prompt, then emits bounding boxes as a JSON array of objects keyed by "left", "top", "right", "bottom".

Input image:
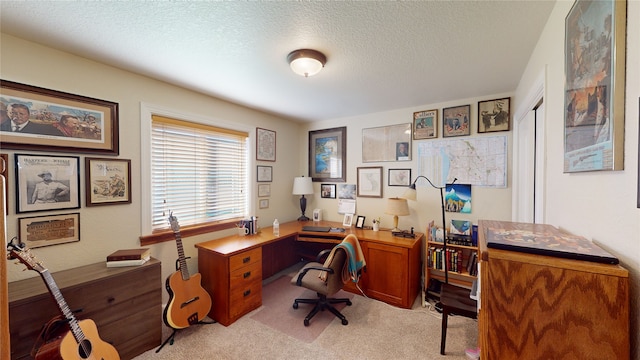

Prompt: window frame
[{"left": 139, "top": 102, "right": 254, "bottom": 246}]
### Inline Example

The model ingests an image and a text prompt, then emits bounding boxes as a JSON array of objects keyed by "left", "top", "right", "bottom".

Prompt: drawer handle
[
  {"left": 243, "top": 256, "right": 251, "bottom": 264},
  {"left": 243, "top": 289, "right": 251, "bottom": 297},
  {"left": 243, "top": 271, "right": 251, "bottom": 279}
]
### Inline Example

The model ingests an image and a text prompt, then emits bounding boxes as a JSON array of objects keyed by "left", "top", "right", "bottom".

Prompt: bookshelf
[{"left": 425, "top": 232, "right": 478, "bottom": 300}]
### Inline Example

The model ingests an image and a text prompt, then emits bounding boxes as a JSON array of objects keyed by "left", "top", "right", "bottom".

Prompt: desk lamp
[
  {"left": 292, "top": 176, "right": 314, "bottom": 221},
  {"left": 385, "top": 197, "right": 410, "bottom": 232},
  {"left": 403, "top": 176, "right": 457, "bottom": 283}
]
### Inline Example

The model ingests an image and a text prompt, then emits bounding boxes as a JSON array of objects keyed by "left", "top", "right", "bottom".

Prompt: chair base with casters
[
  {"left": 291, "top": 247, "right": 353, "bottom": 327},
  {"left": 439, "top": 283, "right": 477, "bottom": 355},
  {"left": 293, "top": 292, "right": 352, "bottom": 326}
]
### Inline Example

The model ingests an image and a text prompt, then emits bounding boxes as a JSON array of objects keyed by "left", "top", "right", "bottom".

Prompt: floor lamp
[
  {"left": 403, "top": 176, "right": 457, "bottom": 283},
  {"left": 292, "top": 176, "right": 314, "bottom": 221}
]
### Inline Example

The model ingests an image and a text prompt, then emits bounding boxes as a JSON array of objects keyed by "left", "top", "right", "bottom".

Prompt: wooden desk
[
  {"left": 477, "top": 220, "right": 629, "bottom": 359},
  {"left": 196, "top": 221, "right": 423, "bottom": 326}
]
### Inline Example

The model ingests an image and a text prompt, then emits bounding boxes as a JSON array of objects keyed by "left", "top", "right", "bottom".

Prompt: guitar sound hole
[{"left": 78, "top": 339, "right": 93, "bottom": 358}]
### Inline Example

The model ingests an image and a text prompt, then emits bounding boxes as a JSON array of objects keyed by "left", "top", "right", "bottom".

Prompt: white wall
[
  {"left": 1, "top": 34, "right": 302, "bottom": 291},
  {"left": 516, "top": 1, "right": 639, "bottom": 357},
  {"left": 301, "top": 94, "right": 514, "bottom": 236}
]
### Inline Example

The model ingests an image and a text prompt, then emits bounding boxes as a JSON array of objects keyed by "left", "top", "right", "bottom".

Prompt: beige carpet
[
  {"left": 132, "top": 267, "right": 477, "bottom": 360},
  {"left": 250, "top": 275, "right": 354, "bottom": 343}
]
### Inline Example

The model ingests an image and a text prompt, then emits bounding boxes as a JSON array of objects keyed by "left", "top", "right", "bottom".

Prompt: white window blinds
[{"left": 151, "top": 115, "right": 248, "bottom": 230}]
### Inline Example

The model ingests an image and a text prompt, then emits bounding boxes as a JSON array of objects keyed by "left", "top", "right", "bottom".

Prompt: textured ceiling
[{"left": 0, "top": 1, "right": 555, "bottom": 122}]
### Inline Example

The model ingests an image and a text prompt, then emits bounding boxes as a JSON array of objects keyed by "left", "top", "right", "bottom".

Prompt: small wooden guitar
[
  {"left": 163, "top": 212, "right": 212, "bottom": 329},
  {"left": 7, "top": 240, "right": 120, "bottom": 360}
]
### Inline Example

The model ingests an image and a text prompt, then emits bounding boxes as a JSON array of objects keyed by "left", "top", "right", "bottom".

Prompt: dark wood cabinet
[{"left": 8, "top": 259, "right": 162, "bottom": 360}]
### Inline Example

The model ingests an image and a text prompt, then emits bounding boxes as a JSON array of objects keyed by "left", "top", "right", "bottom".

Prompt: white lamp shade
[
  {"left": 385, "top": 197, "right": 410, "bottom": 216},
  {"left": 292, "top": 176, "right": 314, "bottom": 195},
  {"left": 402, "top": 186, "right": 418, "bottom": 201}
]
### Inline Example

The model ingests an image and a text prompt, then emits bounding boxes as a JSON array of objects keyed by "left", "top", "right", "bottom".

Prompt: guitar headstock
[
  {"left": 7, "top": 239, "right": 47, "bottom": 273},
  {"left": 168, "top": 211, "right": 180, "bottom": 233}
]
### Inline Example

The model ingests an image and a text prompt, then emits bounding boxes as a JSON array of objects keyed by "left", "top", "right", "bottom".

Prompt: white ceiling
[{"left": 0, "top": 1, "right": 555, "bottom": 123}]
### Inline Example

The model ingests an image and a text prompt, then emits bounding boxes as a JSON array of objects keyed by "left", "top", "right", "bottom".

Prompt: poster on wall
[{"left": 563, "top": 0, "right": 626, "bottom": 172}]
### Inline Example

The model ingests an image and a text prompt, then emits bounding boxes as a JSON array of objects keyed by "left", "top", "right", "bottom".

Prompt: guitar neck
[
  {"left": 41, "top": 270, "right": 86, "bottom": 344},
  {"left": 173, "top": 231, "right": 191, "bottom": 281}
]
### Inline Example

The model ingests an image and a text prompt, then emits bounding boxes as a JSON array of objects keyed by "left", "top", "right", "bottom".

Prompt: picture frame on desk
[
  {"left": 342, "top": 213, "right": 353, "bottom": 227},
  {"left": 355, "top": 215, "right": 366, "bottom": 229}
]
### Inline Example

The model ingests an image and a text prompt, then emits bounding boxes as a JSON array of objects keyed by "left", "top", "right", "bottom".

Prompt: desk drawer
[
  {"left": 230, "top": 261, "right": 262, "bottom": 290},
  {"left": 229, "top": 280, "right": 262, "bottom": 318},
  {"left": 229, "top": 248, "right": 261, "bottom": 272}
]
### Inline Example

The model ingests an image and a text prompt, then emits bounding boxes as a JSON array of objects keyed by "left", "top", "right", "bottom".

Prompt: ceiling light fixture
[{"left": 287, "top": 49, "right": 326, "bottom": 77}]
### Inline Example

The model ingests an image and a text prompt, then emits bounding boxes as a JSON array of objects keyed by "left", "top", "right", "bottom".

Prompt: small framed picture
[
  {"left": 18, "top": 212, "right": 80, "bottom": 248},
  {"left": 388, "top": 168, "right": 411, "bottom": 186},
  {"left": 257, "top": 165, "right": 272, "bottom": 182},
  {"left": 413, "top": 109, "right": 438, "bottom": 139},
  {"left": 259, "top": 199, "right": 269, "bottom": 209},
  {"left": 357, "top": 166, "right": 383, "bottom": 198},
  {"left": 258, "top": 183, "right": 271, "bottom": 197},
  {"left": 355, "top": 215, "right": 366, "bottom": 229},
  {"left": 478, "top": 97, "right": 510, "bottom": 133},
  {"left": 256, "top": 127, "right": 276, "bottom": 161},
  {"left": 342, "top": 213, "right": 354, "bottom": 227},
  {"left": 15, "top": 154, "right": 80, "bottom": 213},
  {"left": 321, "top": 183, "right": 336, "bottom": 198},
  {"left": 85, "top": 157, "right": 131, "bottom": 206},
  {"left": 443, "top": 105, "right": 471, "bottom": 137}
]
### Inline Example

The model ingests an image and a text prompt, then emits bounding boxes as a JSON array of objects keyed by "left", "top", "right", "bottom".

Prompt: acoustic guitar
[
  {"left": 7, "top": 240, "right": 120, "bottom": 360},
  {"left": 163, "top": 213, "right": 212, "bottom": 329}
]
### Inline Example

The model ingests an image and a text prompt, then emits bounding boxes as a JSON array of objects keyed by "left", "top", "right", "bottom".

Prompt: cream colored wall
[
  {"left": 516, "top": 1, "right": 639, "bottom": 357},
  {"left": 299, "top": 94, "right": 514, "bottom": 235},
  {"left": 1, "top": 34, "right": 302, "bottom": 291}
]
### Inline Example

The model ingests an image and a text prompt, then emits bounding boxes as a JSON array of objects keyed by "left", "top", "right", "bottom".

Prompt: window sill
[{"left": 139, "top": 218, "right": 240, "bottom": 246}]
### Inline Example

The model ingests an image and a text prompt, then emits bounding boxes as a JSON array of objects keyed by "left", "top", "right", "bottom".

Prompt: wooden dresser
[
  {"left": 478, "top": 220, "right": 629, "bottom": 359},
  {"left": 196, "top": 220, "right": 422, "bottom": 326},
  {"left": 8, "top": 259, "right": 162, "bottom": 360}
]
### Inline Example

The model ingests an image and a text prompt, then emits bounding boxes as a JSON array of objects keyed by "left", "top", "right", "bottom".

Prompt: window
[{"left": 140, "top": 109, "right": 249, "bottom": 245}]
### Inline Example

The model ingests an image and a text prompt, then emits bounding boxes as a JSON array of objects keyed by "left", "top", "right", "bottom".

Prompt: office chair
[
  {"left": 291, "top": 247, "right": 352, "bottom": 326},
  {"left": 439, "top": 283, "right": 477, "bottom": 355}
]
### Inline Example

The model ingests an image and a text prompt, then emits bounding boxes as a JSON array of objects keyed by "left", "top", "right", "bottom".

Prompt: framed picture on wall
[
  {"left": 257, "top": 165, "right": 272, "bottom": 182},
  {"left": 563, "top": 0, "right": 626, "bottom": 172},
  {"left": 413, "top": 109, "right": 438, "bottom": 139},
  {"left": 309, "top": 127, "right": 347, "bottom": 182},
  {"left": 321, "top": 183, "right": 336, "bottom": 198},
  {"left": 388, "top": 168, "right": 411, "bottom": 186},
  {"left": 443, "top": 105, "right": 471, "bottom": 137},
  {"left": 85, "top": 157, "right": 131, "bottom": 206},
  {"left": 357, "top": 166, "right": 383, "bottom": 198},
  {"left": 15, "top": 154, "right": 80, "bottom": 213},
  {"left": 0, "top": 79, "right": 119, "bottom": 155},
  {"left": 256, "top": 127, "right": 276, "bottom": 161},
  {"left": 478, "top": 97, "right": 510, "bottom": 133},
  {"left": 362, "top": 123, "right": 412, "bottom": 162},
  {"left": 18, "top": 212, "right": 80, "bottom": 248}
]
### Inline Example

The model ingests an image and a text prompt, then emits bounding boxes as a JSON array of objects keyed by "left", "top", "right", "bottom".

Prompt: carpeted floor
[
  {"left": 250, "top": 275, "right": 354, "bottom": 343},
  {"left": 133, "top": 265, "right": 477, "bottom": 359}
]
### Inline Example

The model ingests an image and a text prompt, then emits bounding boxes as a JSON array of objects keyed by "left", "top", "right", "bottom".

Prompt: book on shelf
[
  {"left": 106, "top": 256, "right": 150, "bottom": 268},
  {"left": 106, "top": 248, "right": 150, "bottom": 262}
]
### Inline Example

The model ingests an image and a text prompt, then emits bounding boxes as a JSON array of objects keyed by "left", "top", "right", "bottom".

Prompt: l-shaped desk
[{"left": 196, "top": 220, "right": 423, "bottom": 326}]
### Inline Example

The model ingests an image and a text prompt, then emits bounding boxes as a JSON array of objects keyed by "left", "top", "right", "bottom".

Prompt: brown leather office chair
[
  {"left": 439, "top": 283, "right": 477, "bottom": 355},
  {"left": 291, "top": 247, "right": 352, "bottom": 326}
]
